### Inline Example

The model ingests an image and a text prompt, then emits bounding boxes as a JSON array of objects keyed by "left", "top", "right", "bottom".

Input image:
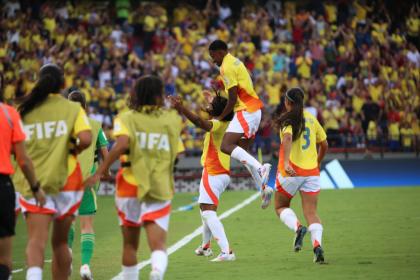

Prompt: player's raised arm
[{"left": 168, "top": 95, "right": 213, "bottom": 132}]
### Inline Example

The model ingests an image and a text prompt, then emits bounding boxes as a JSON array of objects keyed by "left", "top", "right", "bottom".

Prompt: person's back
[
  {"left": 278, "top": 110, "right": 326, "bottom": 177},
  {"left": 16, "top": 95, "right": 82, "bottom": 194},
  {"left": 115, "top": 108, "right": 182, "bottom": 201}
]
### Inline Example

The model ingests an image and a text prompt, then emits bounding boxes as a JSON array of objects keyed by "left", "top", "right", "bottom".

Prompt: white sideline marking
[
  {"left": 12, "top": 259, "right": 51, "bottom": 274},
  {"left": 111, "top": 192, "right": 260, "bottom": 280}
]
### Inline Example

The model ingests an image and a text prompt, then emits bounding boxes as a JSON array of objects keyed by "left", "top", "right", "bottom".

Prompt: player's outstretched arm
[
  {"left": 168, "top": 96, "right": 213, "bottom": 132},
  {"left": 84, "top": 135, "right": 129, "bottom": 187}
]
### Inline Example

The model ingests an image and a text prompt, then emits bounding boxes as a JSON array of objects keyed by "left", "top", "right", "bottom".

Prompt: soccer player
[
  {"left": 15, "top": 64, "right": 92, "bottom": 279},
  {"left": 273, "top": 88, "right": 328, "bottom": 263},
  {"left": 0, "top": 74, "right": 41, "bottom": 279},
  {"left": 85, "top": 75, "right": 182, "bottom": 280},
  {"left": 66, "top": 90, "right": 109, "bottom": 280},
  {"left": 169, "top": 92, "right": 236, "bottom": 262},
  {"left": 208, "top": 39, "right": 273, "bottom": 208}
]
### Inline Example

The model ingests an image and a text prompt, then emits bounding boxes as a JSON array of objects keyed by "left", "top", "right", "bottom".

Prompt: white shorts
[
  {"left": 226, "top": 110, "right": 262, "bottom": 139},
  {"left": 198, "top": 169, "right": 230, "bottom": 206},
  {"left": 19, "top": 191, "right": 84, "bottom": 220},
  {"left": 115, "top": 198, "right": 171, "bottom": 231},
  {"left": 276, "top": 173, "right": 321, "bottom": 198}
]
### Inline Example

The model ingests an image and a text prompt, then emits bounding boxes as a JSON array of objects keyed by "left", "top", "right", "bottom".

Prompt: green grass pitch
[{"left": 11, "top": 187, "right": 420, "bottom": 279}]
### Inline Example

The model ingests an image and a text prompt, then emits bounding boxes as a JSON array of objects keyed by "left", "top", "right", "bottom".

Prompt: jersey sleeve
[
  {"left": 113, "top": 117, "right": 129, "bottom": 137},
  {"left": 222, "top": 65, "right": 238, "bottom": 90},
  {"left": 10, "top": 107, "right": 26, "bottom": 143},
  {"left": 73, "top": 108, "right": 91, "bottom": 136},
  {"left": 314, "top": 118, "right": 327, "bottom": 143}
]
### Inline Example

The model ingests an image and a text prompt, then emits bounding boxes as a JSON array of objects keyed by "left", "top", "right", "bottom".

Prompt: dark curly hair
[{"left": 129, "top": 75, "right": 164, "bottom": 113}]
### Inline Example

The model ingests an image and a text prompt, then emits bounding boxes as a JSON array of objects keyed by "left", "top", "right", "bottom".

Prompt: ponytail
[
  {"left": 274, "top": 88, "right": 305, "bottom": 141},
  {"left": 19, "top": 64, "right": 64, "bottom": 117}
]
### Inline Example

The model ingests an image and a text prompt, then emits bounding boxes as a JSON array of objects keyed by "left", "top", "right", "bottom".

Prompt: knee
[{"left": 220, "top": 142, "right": 231, "bottom": 155}]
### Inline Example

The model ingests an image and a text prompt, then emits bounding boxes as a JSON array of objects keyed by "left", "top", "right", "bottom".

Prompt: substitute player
[
  {"left": 66, "top": 90, "right": 109, "bottom": 280},
  {"left": 274, "top": 87, "right": 328, "bottom": 263},
  {"left": 85, "top": 75, "right": 182, "bottom": 280},
  {"left": 208, "top": 39, "right": 273, "bottom": 209},
  {"left": 169, "top": 91, "right": 235, "bottom": 262},
  {"left": 15, "top": 64, "right": 92, "bottom": 279}
]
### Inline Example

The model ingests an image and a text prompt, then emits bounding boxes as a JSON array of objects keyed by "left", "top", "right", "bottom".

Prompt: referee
[{"left": 0, "top": 74, "right": 44, "bottom": 279}]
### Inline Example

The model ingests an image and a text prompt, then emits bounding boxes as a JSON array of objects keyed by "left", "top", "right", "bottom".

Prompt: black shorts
[{"left": 0, "top": 174, "right": 16, "bottom": 238}]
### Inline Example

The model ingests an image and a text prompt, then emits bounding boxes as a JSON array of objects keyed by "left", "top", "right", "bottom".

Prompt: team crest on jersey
[
  {"left": 24, "top": 120, "right": 68, "bottom": 140},
  {"left": 136, "top": 132, "right": 170, "bottom": 151}
]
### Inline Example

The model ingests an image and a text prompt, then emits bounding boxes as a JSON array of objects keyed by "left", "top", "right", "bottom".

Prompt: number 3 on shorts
[{"left": 302, "top": 127, "right": 310, "bottom": 150}]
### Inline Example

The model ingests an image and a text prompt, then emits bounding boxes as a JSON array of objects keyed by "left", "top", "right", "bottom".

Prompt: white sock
[
  {"left": 122, "top": 265, "right": 138, "bottom": 280},
  {"left": 279, "top": 208, "right": 300, "bottom": 232},
  {"left": 26, "top": 267, "right": 42, "bottom": 280},
  {"left": 231, "top": 146, "right": 262, "bottom": 170},
  {"left": 202, "top": 210, "right": 230, "bottom": 253},
  {"left": 151, "top": 250, "right": 168, "bottom": 278},
  {"left": 308, "top": 223, "right": 323, "bottom": 248},
  {"left": 200, "top": 210, "right": 212, "bottom": 247}
]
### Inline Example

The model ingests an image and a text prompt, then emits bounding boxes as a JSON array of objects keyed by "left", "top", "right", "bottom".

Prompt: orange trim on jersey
[
  {"left": 203, "top": 169, "right": 219, "bottom": 206},
  {"left": 117, "top": 208, "right": 141, "bottom": 227},
  {"left": 204, "top": 135, "right": 230, "bottom": 175},
  {"left": 19, "top": 197, "right": 56, "bottom": 215},
  {"left": 56, "top": 199, "right": 82, "bottom": 220},
  {"left": 277, "top": 144, "right": 320, "bottom": 177},
  {"left": 237, "top": 87, "right": 263, "bottom": 113},
  {"left": 63, "top": 162, "right": 83, "bottom": 191},
  {"left": 275, "top": 177, "right": 293, "bottom": 198},
  {"left": 116, "top": 169, "right": 137, "bottom": 197},
  {"left": 237, "top": 110, "right": 250, "bottom": 138},
  {"left": 290, "top": 161, "right": 320, "bottom": 176},
  {"left": 141, "top": 204, "right": 171, "bottom": 222}
]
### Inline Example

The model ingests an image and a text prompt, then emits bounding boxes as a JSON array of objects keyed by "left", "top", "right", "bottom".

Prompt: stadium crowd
[{"left": 1, "top": 0, "right": 419, "bottom": 155}]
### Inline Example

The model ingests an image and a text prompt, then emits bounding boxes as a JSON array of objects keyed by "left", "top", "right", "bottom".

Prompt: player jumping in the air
[
  {"left": 169, "top": 91, "right": 235, "bottom": 262},
  {"left": 273, "top": 88, "right": 328, "bottom": 263},
  {"left": 208, "top": 39, "right": 273, "bottom": 209}
]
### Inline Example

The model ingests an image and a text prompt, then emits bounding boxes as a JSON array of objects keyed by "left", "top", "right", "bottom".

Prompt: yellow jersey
[
  {"left": 220, "top": 53, "right": 263, "bottom": 113},
  {"left": 278, "top": 111, "right": 327, "bottom": 177},
  {"left": 201, "top": 120, "right": 230, "bottom": 175}
]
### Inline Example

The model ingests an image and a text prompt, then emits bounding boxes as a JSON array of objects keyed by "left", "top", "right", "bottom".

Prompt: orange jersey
[
  {"left": 201, "top": 120, "right": 230, "bottom": 175},
  {"left": 220, "top": 53, "right": 263, "bottom": 113},
  {"left": 278, "top": 111, "right": 327, "bottom": 177}
]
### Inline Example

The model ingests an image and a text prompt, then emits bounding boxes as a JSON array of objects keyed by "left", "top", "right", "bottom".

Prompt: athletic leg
[
  {"left": 51, "top": 215, "right": 73, "bottom": 279},
  {"left": 275, "top": 179, "right": 307, "bottom": 252},
  {"left": 121, "top": 226, "right": 140, "bottom": 280},
  {"left": 300, "top": 191, "right": 324, "bottom": 263},
  {"left": 80, "top": 215, "right": 95, "bottom": 265},
  {"left": 145, "top": 221, "right": 167, "bottom": 280},
  {"left": 25, "top": 213, "right": 52, "bottom": 280},
  {"left": 0, "top": 237, "right": 12, "bottom": 278}
]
